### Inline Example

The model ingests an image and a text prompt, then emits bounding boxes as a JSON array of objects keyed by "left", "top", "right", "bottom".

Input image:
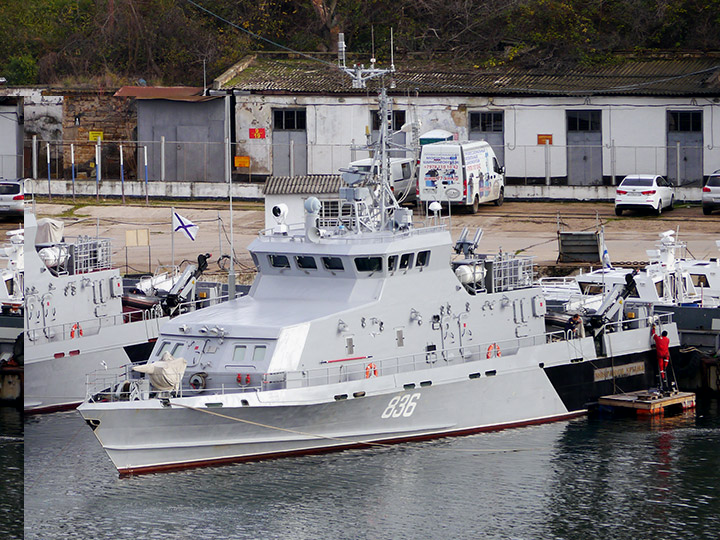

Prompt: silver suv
[
  {"left": 0, "top": 180, "right": 24, "bottom": 219},
  {"left": 702, "top": 170, "right": 720, "bottom": 215}
]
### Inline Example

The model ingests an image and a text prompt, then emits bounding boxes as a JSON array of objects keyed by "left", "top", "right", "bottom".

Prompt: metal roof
[
  {"left": 264, "top": 175, "right": 343, "bottom": 195},
  {"left": 114, "top": 86, "right": 219, "bottom": 102},
  {"left": 218, "top": 55, "right": 720, "bottom": 97}
]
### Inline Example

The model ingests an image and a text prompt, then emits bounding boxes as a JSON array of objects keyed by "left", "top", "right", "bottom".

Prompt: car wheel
[
  {"left": 669, "top": 195, "right": 674, "bottom": 210},
  {"left": 656, "top": 201, "right": 662, "bottom": 216},
  {"left": 494, "top": 187, "right": 504, "bottom": 206},
  {"left": 471, "top": 195, "right": 479, "bottom": 214},
  {"left": 615, "top": 207, "right": 623, "bottom": 216},
  {"left": 703, "top": 206, "right": 712, "bottom": 216}
]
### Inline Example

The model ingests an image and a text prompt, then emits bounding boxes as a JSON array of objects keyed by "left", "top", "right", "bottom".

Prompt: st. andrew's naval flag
[{"left": 172, "top": 211, "right": 198, "bottom": 241}]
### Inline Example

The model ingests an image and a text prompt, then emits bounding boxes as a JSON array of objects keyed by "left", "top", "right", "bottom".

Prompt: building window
[
  {"left": 668, "top": 111, "right": 701, "bottom": 132},
  {"left": 371, "top": 110, "right": 406, "bottom": 131},
  {"left": 567, "top": 110, "right": 601, "bottom": 132},
  {"left": 273, "top": 109, "right": 306, "bottom": 130},
  {"left": 470, "top": 112, "right": 503, "bottom": 132}
]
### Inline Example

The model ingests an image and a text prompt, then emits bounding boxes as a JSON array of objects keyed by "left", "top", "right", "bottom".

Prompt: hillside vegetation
[{"left": 1, "top": 0, "right": 718, "bottom": 86}]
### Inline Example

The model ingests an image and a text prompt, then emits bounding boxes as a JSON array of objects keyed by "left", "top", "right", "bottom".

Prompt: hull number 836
[{"left": 381, "top": 393, "right": 420, "bottom": 419}]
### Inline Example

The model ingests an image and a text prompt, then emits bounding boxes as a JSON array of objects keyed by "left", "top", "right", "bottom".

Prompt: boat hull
[
  {"left": 24, "top": 318, "right": 162, "bottom": 414},
  {"left": 79, "top": 347, "right": 656, "bottom": 475}
]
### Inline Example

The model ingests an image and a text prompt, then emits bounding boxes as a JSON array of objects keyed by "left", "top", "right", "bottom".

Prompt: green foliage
[
  {"left": 0, "top": 0, "right": 716, "bottom": 86},
  {"left": 5, "top": 55, "right": 39, "bottom": 84}
]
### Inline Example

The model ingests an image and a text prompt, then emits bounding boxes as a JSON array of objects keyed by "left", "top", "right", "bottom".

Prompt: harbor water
[
  {"left": 0, "top": 407, "right": 23, "bottom": 540},
  {"left": 24, "top": 399, "right": 720, "bottom": 540}
]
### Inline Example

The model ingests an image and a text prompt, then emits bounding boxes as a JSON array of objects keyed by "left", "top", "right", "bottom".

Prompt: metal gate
[
  {"left": 667, "top": 111, "right": 703, "bottom": 186},
  {"left": 567, "top": 110, "right": 602, "bottom": 185}
]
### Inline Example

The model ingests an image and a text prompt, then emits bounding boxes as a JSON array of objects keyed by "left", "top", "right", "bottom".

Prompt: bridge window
[
  {"left": 233, "top": 345, "right": 247, "bottom": 363},
  {"left": 268, "top": 254, "right": 290, "bottom": 268},
  {"left": 416, "top": 250, "right": 430, "bottom": 267},
  {"left": 157, "top": 341, "right": 183, "bottom": 358},
  {"left": 400, "top": 253, "right": 414, "bottom": 270},
  {"left": 252, "top": 345, "right": 266, "bottom": 364},
  {"left": 295, "top": 255, "right": 317, "bottom": 270},
  {"left": 354, "top": 257, "right": 383, "bottom": 272},
  {"left": 388, "top": 255, "right": 398, "bottom": 272},
  {"left": 322, "top": 257, "right": 344, "bottom": 271}
]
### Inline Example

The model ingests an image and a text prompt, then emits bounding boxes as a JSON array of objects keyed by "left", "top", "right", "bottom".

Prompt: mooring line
[{"left": 169, "top": 401, "right": 550, "bottom": 455}]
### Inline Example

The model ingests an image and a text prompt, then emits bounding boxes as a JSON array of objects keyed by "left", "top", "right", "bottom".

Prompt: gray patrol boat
[{"left": 79, "top": 79, "right": 679, "bottom": 475}]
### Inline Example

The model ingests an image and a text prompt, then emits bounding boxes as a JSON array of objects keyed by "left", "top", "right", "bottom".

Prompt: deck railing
[{"left": 85, "top": 310, "right": 669, "bottom": 402}]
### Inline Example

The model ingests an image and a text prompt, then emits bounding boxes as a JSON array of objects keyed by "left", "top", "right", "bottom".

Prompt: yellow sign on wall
[
  {"left": 235, "top": 156, "right": 251, "bottom": 168},
  {"left": 89, "top": 131, "right": 104, "bottom": 141}
]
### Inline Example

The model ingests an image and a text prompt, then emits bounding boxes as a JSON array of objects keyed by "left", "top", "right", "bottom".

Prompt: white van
[
  {"left": 418, "top": 140, "right": 504, "bottom": 213},
  {"left": 349, "top": 157, "right": 416, "bottom": 204}
]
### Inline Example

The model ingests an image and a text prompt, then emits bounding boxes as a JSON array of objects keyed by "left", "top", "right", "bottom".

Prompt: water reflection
[
  {"left": 547, "top": 403, "right": 720, "bottom": 540},
  {"left": 0, "top": 407, "right": 23, "bottom": 540},
  {"left": 24, "top": 401, "right": 720, "bottom": 540}
]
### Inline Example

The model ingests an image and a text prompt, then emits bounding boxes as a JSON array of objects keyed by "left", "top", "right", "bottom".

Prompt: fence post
[
  {"left": 46, "top": 142, "right": 52, "bottom": 200},
  {"left": 226, "top": 136, "right": 236, "bottom": 301},
  {"left": 32, "top": 135, "right": 37, "bottom": 180},
  {"left": 611, "top": 139, "right": 616, "bottom": 186},
  {"left": 95, "top": 141, "right": 100, "bottom": 201},
  {"left": 161, "top": 136, "right": 166, "bottom": 182},
  {"left": 71, "top": 143, "right": 76, "bottom": 202},
  {"left": 144, "top": 145, "right": 149, "bottom": 205},
  {"left": 120, "top": 144, "right": 125, "bottom": 204},
  {"left": 544, "top": 140, "right": 551, "bottom": 186},
  {"left": 676, "top": 141, "right": 681, "bottom": 185}
]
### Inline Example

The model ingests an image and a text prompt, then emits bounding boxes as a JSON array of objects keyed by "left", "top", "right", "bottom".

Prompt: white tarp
[
  {"left": 35, "top": 218, "right": 64, "bottom": 245},
  {"left": 132, "top": 352, "right": 187, "bottom": 392}
]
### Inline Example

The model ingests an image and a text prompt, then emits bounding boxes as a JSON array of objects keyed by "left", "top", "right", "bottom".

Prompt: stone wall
[{"left": 61, "top": 89, "right": 137, "bottom": 178}]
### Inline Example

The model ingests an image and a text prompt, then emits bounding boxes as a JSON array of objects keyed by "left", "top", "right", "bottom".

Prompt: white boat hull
[{"left": 79, "top": 337, "right": 659, "bottom": 475}]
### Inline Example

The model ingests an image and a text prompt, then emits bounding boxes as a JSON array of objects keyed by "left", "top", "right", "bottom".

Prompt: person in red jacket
[{"left": 651, "top": 324, "right": 671, "bottom": 391}]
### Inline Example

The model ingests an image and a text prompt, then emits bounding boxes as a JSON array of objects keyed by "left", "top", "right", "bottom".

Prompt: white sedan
[{"left": 615, "top": 174, "right": 674, "bottom": 216}]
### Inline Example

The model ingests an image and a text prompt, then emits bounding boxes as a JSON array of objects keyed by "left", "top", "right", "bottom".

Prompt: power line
[{"left": 184, "top": 0, "right": 336, "bottom": 68}]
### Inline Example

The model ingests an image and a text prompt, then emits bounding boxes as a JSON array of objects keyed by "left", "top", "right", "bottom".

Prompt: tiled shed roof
[
  {"left": 264, "top": 175, "right": 343, "bottom": 195},
  {"left": 218, "top": 55, "right": 720, "bottom": 97}
]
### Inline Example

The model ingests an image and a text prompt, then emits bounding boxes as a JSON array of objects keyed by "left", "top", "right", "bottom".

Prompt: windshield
[
  {"left": 0, "top": 183, "right": 20, "bottom": 195},
  {"left": 621, "top": 177, "right": 653, "bottom": 187},
  {"left": 706, "top": 176, "right": 720, "bottom": 187}
]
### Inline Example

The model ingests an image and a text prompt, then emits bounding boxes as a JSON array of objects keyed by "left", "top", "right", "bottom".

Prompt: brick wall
[{"left": 61, "top": 90, "right": 137, "bottom": 178}]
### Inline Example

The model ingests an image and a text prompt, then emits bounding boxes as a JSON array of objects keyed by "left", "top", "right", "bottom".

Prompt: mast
[{"left": 337, "top": 32, "right": 396, "bottom": 232}]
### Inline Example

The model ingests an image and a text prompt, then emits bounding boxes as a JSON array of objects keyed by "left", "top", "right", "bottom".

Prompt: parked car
[
  {"left": 615, "top": 174, "right": 674, "bottom": 216},
  {"left": 0, "top": 180, "right": 24, "bottom": 219},
  {"left": 702, "top": 170, "right": 720, "bottom": 216}
]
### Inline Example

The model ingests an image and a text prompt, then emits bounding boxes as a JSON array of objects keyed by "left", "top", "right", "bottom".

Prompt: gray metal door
[
  {"left": 272, "top": 131, "right": 307, "bottom": 176},
  {"left": 152, "top": 127, "right": 176, "bottom": 181},
  {"left": 176, "top": 126, "right": 210, "bottom": 182},
  {"left": 469, "top": 111, "right": 505, "bottom": 166},
  {"left": 667, "top": 111, "right": 703, "bottom": 186},
  {"left": 567, "top": 110, "right": 602, "bottom": 185},
  {"left": 272, "top": 109, "right": 307, "bottom": 176}
]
